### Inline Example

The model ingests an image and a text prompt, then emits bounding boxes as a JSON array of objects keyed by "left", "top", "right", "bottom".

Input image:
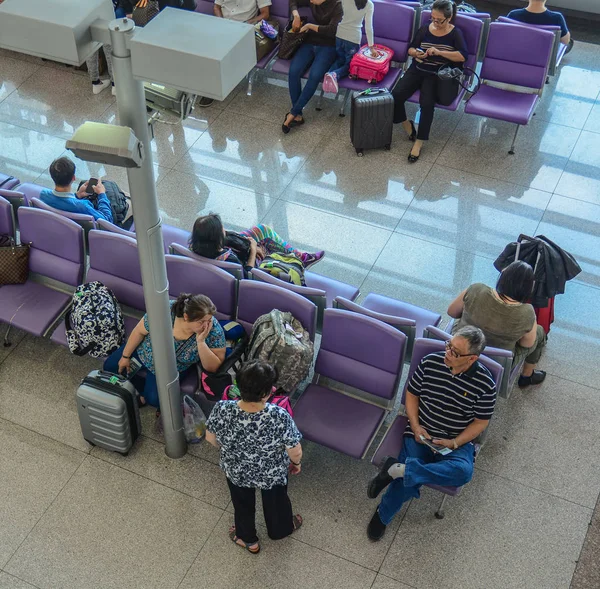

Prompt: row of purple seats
[
  {"left": 0, "top": 194, "right": 16, "bottom": 239},
  {"left": 371, "top": 336, "right": 504, "bottom": 518},
  {"left": 0, "top": 173, "right": 19, "bottom": 191}
]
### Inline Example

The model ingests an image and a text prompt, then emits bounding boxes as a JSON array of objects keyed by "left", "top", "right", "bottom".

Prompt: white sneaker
[
  {"left": 111, "top": 84, "right": 116, "bottom": 96},
  {"left": 92, "top": 79, "right": 111, "bottom": 95}
]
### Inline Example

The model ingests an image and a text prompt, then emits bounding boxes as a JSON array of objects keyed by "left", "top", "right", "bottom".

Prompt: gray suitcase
[
  {"left": 350, "top": 87, "right": 394, "bottom": 156},
  {"left": 77, "top": 370, "right": 141, "bottom": 455}
]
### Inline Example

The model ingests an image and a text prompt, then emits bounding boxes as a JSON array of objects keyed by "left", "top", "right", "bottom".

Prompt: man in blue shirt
[
  {"left": 40, "top": 157, "right": 113, "bottom": 223},
  {"left": 508, "top": 0, "right": 571, "bottom": 45}
]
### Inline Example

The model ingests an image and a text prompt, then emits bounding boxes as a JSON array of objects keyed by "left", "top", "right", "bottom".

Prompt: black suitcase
[{"left": 350, "top": 88, "right": 394, "bottom": 157}]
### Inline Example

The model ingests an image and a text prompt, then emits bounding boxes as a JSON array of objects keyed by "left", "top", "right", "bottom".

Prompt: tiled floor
[{"left": 1, "top": 24, "right": 600, "bottom": 589}]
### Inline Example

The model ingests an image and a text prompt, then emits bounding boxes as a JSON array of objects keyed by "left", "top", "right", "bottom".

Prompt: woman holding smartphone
[{"left": 391, "top": 0, "right": 467, "bottom": 163}]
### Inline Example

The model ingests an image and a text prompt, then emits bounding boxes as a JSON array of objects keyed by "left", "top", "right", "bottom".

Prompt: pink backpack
[
  {"left": 222, "top": 385, "right": 293, "bottom": 417},
  {"left": 349, "top": 44, "right": 394, "bottom": 83}
]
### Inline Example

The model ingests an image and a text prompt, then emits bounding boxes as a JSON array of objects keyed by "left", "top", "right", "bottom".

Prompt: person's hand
[
  {"left": 126, "top": 13, "right": 133, "bottom": 18},
  {"left": 426, "top": 47, "right": 439, "bottom": 57},
  {"left": 289, "top": 462, "right": 302, "bottom": 475},
  {"left": 368, "top": 46, "right": 378, "bottom": 58},
  {"left": 415, "top": 49, "right": 426, "bottom": 59},
  {"left": 412, "top": 424, "right": 431, "bottom": 443},
  {"left": 432, "top": 438, "right": 457, "bottom": 449},
  {"left": 257, "top": 244, "right": 267, "bottom": 259},
  {"left": 292, "top": 14, "right": 302, "bottom": 32},
  {"left": 196, "top": 320, "right": 212, "bottom": 343},
  {"left": 245, "top": 237, "right": 258, "bottom": 255},
  {"left": 76, "top": 181, "right": 89, "bottom": 199},
  {"left": 136, "top": 0, "right": 148, "bottom": 7},
  {"left": 300, "top": 23, "right": 315, "bottom": 33},
  {"left": 118, "top": 356, "right": 131, "bottom": 375},
  {"left": 92, "top": 178, "right": 106, "bottom": 195}
]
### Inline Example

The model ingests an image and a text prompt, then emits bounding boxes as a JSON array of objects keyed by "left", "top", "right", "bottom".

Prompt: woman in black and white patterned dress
[{"left": 206, "top": 360, "right": 303, "bottom": 554}]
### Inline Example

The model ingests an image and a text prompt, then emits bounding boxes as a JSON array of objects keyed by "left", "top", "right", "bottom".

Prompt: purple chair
[
  {"left": 293, "top": 308, "right": 407, "bottom": 459},
  {"left": 170, "top": 242, "right": 244, "bottom": 280},
  {"left": 14, "top": 182, "right": 44, "bottom": 204},
  {"left": 250, "top": 267, "right": 359, "bottom": 329},
  {"left": 0, "top": 208, "right": 85, "bottom": 344},
  {"left": 165, "top": 254, "right": 237, "bottom": 321},
  {"left": 31, "top": 197, "right": 97, "bottom": 234},
  {"left": 407, "top": 12, "right": 484, "bottom": 112},
  {"left": 237, "top": 279, "right": 318, "bottom": 340},
  {"left": 464, "top": 22, "right": 555, "bottom": 154},
  {"left": 337, "top": 1, "right": 416, "bottom": 116},
  {"left": 371, "top": 337, "right": 503, "bottom": 518},
  {"left": 497, "top": 16, "right": 566, "bottom": 77},
  {"left": 0, "top": 189, "right": 27, "bottom": 218},
  {"left": 424, "top": 323, "right": 519, "bottom": 400},
  {"left": 0, "top": 195, "right": 16, "bottom": 239},
  {"left": 96, "top": 217, "right": 191, "bottom": 254},
  {"left": 50, "top": 230, "right": 144, "bottom": 347},
  {"left": 0, "top": 173, "right": 19, "bottom": 190}
]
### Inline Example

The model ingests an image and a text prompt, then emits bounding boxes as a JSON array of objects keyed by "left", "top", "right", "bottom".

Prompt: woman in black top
[
  {"left": 392, "top": 0, "right": 467, "bottom": 163},
  {"left": 189, "top": 214, "right": 325, "bottom": 276},
  {"left": 282, "top": 0, "right": 343, "bottom": 133}
]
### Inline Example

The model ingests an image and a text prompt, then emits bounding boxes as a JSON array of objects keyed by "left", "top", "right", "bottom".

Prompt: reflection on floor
[{"left": 0, "top": 28, "right": 600, "bottom": 589}]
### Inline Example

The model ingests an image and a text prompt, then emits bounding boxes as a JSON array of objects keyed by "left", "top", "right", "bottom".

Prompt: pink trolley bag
[{"left": 349, "top": 44, "right": 393, "bottom": 83}]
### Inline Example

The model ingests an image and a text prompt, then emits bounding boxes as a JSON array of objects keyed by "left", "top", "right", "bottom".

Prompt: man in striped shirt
[{"left": 367, "top": 326, "right": 497, "bottom": 541}]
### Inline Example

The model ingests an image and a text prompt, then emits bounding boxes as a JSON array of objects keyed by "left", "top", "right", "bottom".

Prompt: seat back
[
  {"left": 87, "top": 230, "right": 145, "bottom": 311},
  {"left": 0, "top": 188, "right": 27, "bottom": 218},
  {"left": 368, "top": 1, "right": 415, "bottom": 64},
  {"left": 0, "top": 194, "right": 16, "bottom": 239},
  {"left": 481, "top": 22, "right": 555, "bottom": 91},
  {"left": 334, "top": 295, "right": 417, "bottom": 359},
  {"left": 14, "top": 182, "right": 44, "bottom": 205},
  {"left": 165, "top": 254, "right": 237, "bottom": 321},
  {"left": 18, "top": 207, "right": 85, "bottom": 286},
  {"left": 496, "top": 16, "right": 562, "bottom": 76},
  {"left": 379, "top": 0, "right": 421, "bottom": 36},
  {"left": 271, "top": 0, "right": 290, "bottom": 31},
  {"left": 0, "top": 173, "right": 20, "bottom": 190},
  {"left": 237, "top": 279, "right": 317, "bottom": 341},
  {"left": 97, "top": 217, "right": 136, "bottom": 238},
  {"left": 31, "top": 197, "right": 96, "bottom": 233},
  {"left": 420, "top": 11, "right": 484, "bottom": 75},
  {"left": 316, "top": 308, "right": 406, "bottom": 401},
  {"left": 170, "top": 242, "right": 244, "bottom": 280}
]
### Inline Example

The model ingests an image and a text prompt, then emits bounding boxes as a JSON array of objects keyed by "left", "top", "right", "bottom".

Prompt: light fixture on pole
[{"left": 0, "top": 0, "right": 257, "bottom": 459}]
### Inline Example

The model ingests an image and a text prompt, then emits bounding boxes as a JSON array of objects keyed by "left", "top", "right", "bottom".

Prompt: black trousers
[
  {"left": 227, "top": 478, "right": 294, "bottom": 544},
  {"left": 392, "top": 67, "right": 459, "bottom": 141}
]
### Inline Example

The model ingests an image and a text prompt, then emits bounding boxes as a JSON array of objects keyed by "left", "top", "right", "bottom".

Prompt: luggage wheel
[
  {"left": 84, "top": 439, "right": 96, "bottom": 447},
  {"left": 356, "top": 149, "right": 364, "bottom": 157},
  {"left": 120, "top": 451, "right": 130, "bottom": 457}
]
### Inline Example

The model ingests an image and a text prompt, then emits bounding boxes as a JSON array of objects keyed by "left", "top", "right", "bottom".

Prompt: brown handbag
[
  {"left": 0, "top": 236, "right": 30, "bottom": 286},
  {"left": 278, "top": 19, "right": 308, "bottom": 60},
  {"left": 132, "top": 0, "right": 160, "bottom": 27}
]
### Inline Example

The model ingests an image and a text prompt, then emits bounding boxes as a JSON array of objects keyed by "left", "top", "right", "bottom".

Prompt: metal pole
[{"left": 108, "top": 18, "right": 186, "bottom": 459}]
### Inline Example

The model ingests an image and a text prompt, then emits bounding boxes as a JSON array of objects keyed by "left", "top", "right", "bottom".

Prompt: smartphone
[
  {"left": 420, "top": 435, "right": 452, "bottom": 455},
  {"left": 86, "top": 177, "right": 98, "bottom": 196}
]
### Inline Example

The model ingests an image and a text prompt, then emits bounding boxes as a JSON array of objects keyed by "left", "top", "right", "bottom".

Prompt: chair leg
[
  {"left": 3, "top": 325, "right": 13, "bottom": 347},
  {"left": 339, "top": 90, "right": 351, "bottom": 117},
  {"left": 315, "top": 87, "right": 325, "bottom": 111},
  {"left": 246, "top": 71, "right": 257, "bottom": 97},
  {"left": 508, "top": 125, "right": 520, "bottom": 155},
  {"left": 435, "top": 494, "right": 448, "bottom": 519}
]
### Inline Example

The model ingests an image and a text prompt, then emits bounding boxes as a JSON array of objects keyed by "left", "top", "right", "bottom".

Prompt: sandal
[
  {"left": 228, "top": 526, "right": 260, "bottom": 554},
  {"left": 290, "top": 116, "right": 305, "bottom": 127},
  {"left": 293, "top": 514, "right": 303, "bottom": 532}
]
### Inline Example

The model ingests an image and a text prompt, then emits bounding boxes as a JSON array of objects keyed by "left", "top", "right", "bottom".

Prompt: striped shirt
[
  {"left": 410, "top": 24, "right": 468, "bottom": 73},
  {"left": 405, "top": 352, "right": 496, "bottom": 440}
]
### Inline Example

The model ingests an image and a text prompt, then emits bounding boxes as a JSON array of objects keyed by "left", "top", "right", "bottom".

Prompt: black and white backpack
[{"left": 65, "top": 281, "right": 125, "bottom": 358}]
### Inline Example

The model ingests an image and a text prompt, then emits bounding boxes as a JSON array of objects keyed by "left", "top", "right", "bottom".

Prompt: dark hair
[
  {"left": 49, "top": 157, "right": 76, "bottom": 187},
  {"left": 189, "top": 214, "right": 225, "bottom": 259},
  {"left": 173, "top": 293, "right": 217, "bottom": 321},
  {"left": 432, "top": 0, "right": 457, "bottom": 23},
  {"left": 236, "top": 360, "right": 278, "bottom": 403},
  {"left": 354, "top": 0, "right": 368, "bottom": 10},
  {"left": 454, "top": 325, "right": 486, "bottom": 356},
  {"left": 496, "top": 261, "right": 534, "bottom": 303}
]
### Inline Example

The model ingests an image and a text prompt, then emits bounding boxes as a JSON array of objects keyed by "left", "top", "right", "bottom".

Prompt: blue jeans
[
  {"left": 378, "top": 436, "right": 475, "bottom": 525},
  {"left": 103, "top": 344, "right": 192, "bottom": 409},
  {"left": 328, "top": 38, "right": 360, "bottom": 79},
  {"left": 289, "top": 43, "right": 337, "bottom": 116}
]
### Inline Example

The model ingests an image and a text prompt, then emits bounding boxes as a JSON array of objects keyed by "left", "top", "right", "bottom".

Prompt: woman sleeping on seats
[
  {"left": 189, "top": 213, "right": 325, "bottom": 277},
  {"left": 104, "top": 293, "right": 226, "bottom": 411}
]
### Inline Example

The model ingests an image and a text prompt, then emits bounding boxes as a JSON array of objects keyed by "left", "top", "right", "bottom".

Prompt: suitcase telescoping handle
[{"left": 358, "top": 87, "right": 387, "bottom": 97}]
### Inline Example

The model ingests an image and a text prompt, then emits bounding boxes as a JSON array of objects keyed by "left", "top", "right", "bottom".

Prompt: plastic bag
[{"left": 183, "top": 395, "right": 207, "bottom": 444}]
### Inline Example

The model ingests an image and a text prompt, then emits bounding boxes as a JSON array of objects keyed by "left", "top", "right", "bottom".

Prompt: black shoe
[
  {"left": 367, "top": 455, "right": 398, "bottom": 499},
  {"left": 367, "top": 509, "right": 387, "bottom": 541},
  {"left": 408, "top": 151, "right": 420, "bottom": 163},
  {"left": 518, "top": 370, "right": 546, "bottom": 388},
  {"left": 408, "top": 120, "right": 416, "bottom": 141}
]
